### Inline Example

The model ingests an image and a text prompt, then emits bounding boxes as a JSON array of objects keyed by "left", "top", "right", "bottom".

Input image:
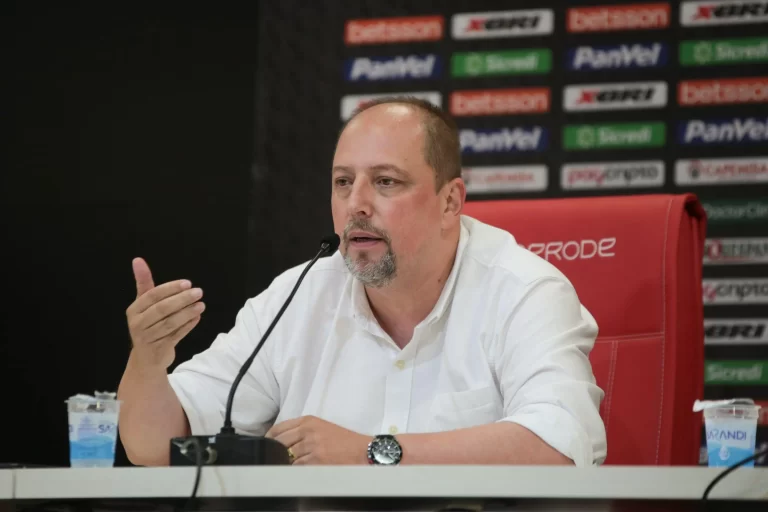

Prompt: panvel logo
[
  {"left": 451, "top": 9, "right": 554, "bottom": 39},
  {"left": 568, "top": 3, "right": 670, "bottom": 32},
  {"left": 702, "top": 198, "right": 768, "bottom": 224},
  {"left": 564, "top": 122, "right": 666, "bottom": 150},
  {"left": 704, "top": 319, "right": 768, "bottom": 345},
  {"left": 702, "top": 278, "right": 768, "bottom": 305},
  {"left": 451, "top": 49, "right": 551, "bottom": 77},
  {"left": 344, "top": 55, "right": 440, "bottom": 82},
  {"left": 564, "top": 81, "right": 667, "bottom": 112},
  {"left": 680, "top": 37, "right": 768, "bottom": 66},
  {"left": 675, "top": 157, "right": 768, "bottom": 185},
  {"left": 678, "top": 77, "right": 768, "bottom": 106},
  {"left": 340, "top": 92, "right": 441, "bottom": 121},
  {"left": 459, "top": 127, "right": 547, "bottom": 154},
  {"left": 463, "top": 165, "right": 548, "bottom": 194},
  {"left": 450, "top": 88, "right": 550, "bottom": 116},
  {"left": 567, "top": 42, "right": 668, "bottom": 71},
  {"left": 705, "top": 361, "right": 768, "bottom": 385},
  {"left": 679, "top": 117, "right": 768, "bottom": 145},
  {"left": 561, "top": 161, "right": 664, "bottom": 190},
  {"left": 345, "top": 16, "right": 444, "bottom": 45},
  {"left": 681, "top": 1, "right": 768, "bottom": 26},
  {"left": 704, "top": 238, "right": 768, "bottom": 265},
  {"left": 526, "top": 238, "right": 617, "bottom": 262}
]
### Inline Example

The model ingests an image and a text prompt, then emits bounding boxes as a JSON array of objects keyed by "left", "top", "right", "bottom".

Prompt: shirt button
[
  {"left": 388, "top": 425, "right": 399, "bottom": 435},
  {"left": 394, "top": 360, "right": 405, "bottom": 370}
]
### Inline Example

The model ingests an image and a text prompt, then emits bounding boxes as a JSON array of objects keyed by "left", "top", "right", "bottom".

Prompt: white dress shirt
[{"left": 169, "top": 215, "right": 607, "bottom": 466}]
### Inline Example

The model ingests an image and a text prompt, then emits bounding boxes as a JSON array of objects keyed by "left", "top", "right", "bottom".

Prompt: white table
[
  {"left": 4, "top": 466, "right": 768, "bottom": 511},
  {"left": 0, "top": 471, "right": 12, "bottom": 500}
]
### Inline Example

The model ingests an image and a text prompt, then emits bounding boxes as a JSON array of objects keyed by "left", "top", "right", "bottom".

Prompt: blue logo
[
  {"left": 678, "top": 117, "right": 768, "bottom": 145},
  {"left": 344, "top": 54, "right": 441, "bottom": 82},
  {"left": 566, "top": 42, "right": 668, "bottom": 71},
  {"left": 459, "top": 127, "right": 548, "bottom": 154}
]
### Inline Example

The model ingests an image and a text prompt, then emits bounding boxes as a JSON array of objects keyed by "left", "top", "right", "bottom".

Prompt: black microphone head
[{"left": 321, "top": 234, "right": 340, "bottom": 253}]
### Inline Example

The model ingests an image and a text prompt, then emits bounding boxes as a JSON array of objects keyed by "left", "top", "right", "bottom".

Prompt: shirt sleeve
[
  {"left": 168, "top": 294, "right": 281, "bottom": 437},
  {"left": 495, "top": 277, "right": 607, "bottom": 467}
]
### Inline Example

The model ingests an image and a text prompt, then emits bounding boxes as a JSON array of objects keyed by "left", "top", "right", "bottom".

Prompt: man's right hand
[{"left": 126, "top": 257, "right": 205, "bottom": 370}]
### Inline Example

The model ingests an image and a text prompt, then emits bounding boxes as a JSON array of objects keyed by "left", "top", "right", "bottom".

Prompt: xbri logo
[
  {"left": 564, "top": 81, "right": 667, "bottom": 111},
  {"left": 679, "top": 117, "right": 768, "bottom": 145},
  {"left": 702, "top": 279, "right": 768, "bottom": 304},
  {"left": 704, "top": 319, "right": 768, "bottom": 345},
  {"left": 344, "top": 55, "right": 440, "bottom": 81},
  {"left": 452, "top": 9, "right": 554, "bottom": 39},
  {"left": 681, "top": 1, "right": 768, "bottom": 26},
  {"left": 567, "top": 42, "right": 668, "bottom": 70},
  {"left": 460, "top": 127, "right": 547, "bottom": 154},
  {"left": 527, "top": 238, "right": 617, "bottom": 261}
]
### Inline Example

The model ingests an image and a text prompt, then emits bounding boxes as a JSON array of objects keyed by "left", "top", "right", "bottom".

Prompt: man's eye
[
  {"left": 335, "top": 178, "right": 350, "bottom": 187},
  {"left": 377, "top": 178, "right": 397, "bottom": 187}
]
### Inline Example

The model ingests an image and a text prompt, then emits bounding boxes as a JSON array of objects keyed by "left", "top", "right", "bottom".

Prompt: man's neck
[{"left": 364, "top": 234, "right": 460, "bottom": 349}]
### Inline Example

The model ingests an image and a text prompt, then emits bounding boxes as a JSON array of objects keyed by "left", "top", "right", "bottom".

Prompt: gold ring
[{"left": 287, "top": 448, "right": 295, "bottom": 461}]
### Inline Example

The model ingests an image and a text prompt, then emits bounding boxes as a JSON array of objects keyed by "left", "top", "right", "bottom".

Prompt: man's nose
[{"left": 348, "top": 179, "right": 373, "bottom": 218}]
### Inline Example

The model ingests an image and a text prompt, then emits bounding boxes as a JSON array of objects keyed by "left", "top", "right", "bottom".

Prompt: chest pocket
[{"left": 428, "top": 385, "right": 503, "bottom": 431}]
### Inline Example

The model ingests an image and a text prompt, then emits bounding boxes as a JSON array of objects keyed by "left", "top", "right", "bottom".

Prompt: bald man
[{"left": 118, "top": 97, "right": 607, "bottom": 467}]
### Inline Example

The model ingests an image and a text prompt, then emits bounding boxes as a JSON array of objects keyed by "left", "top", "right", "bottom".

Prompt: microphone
[{"left": 170, "top": 234, "right": 340, "bottom": 467}]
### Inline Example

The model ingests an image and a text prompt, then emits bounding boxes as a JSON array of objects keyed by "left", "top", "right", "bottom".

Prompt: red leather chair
[{"left": 463, "top": 194, "right": 707, "bottom": 465}]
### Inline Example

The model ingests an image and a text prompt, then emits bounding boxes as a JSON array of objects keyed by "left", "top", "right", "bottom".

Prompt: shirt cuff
[
  {"left": 498, "top": 403, "right": 600, "bottom": 467},
  {"left": 168, "top": 373, "right": 224, "bottom": 436}
]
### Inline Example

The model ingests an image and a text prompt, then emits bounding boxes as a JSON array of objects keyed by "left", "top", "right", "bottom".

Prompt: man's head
[{"left": 331, "top": 97, "right": 465, "bottom": 288}]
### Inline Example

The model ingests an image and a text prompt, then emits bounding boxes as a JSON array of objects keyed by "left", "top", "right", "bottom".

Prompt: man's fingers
[
  {"left": 137, "top": 286, "right": 203, "bottom": 330},
  {"left": 273, "top": 427, "right": 303, "bottom": 449},
  {"left": 157, "top": 315, "right": 201, "bottom": 347},
  {"left": 265, "top": 417, "right": 303, "bottom": 439},
  {"left": 144, "top": 302, "right": 206, "bottom": 344},
  {"left": 130, "top": 279, "right": 194, "bottom": 315},
  {"left": 132, "top": 258, "right": 155, "bottom": 298}
]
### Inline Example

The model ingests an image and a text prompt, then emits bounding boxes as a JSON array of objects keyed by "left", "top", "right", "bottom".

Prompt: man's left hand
[{"left": 265, "top": 415, "right": 370, "bottom": 465}]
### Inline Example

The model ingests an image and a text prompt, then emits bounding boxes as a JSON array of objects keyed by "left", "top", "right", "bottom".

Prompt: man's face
[{"left": 331, "top": 104, "right": 445, "bottom": 287}]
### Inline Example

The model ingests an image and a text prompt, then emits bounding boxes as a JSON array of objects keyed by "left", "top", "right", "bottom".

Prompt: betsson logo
[
  {"left": 568, "top": 3, "right": 670, "bottom": 32},
  {"left": 681, "top": 1, "right": 768, "bottom": 26},
  {"left": 526, "top": 238, "right": 617, "bottom": 262},
  {"left": 564, "top": 82, "right": 667, "bottom": 111},
  {"left": 450, "top": 88, "right": 550, "bottom": 116},
  {"left": 345, "top": 16, "right": 443, "bottom": 45},
  {"left": 451, "top": 9, "right": 554, "bottom": 39},
  {"left": 678, "top": 77, "right": 768, "bottom": 106}
]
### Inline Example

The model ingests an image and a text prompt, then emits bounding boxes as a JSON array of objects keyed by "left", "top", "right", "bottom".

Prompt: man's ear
[{"left": 442, "top": 177, "right": 466, "bottom": 222}]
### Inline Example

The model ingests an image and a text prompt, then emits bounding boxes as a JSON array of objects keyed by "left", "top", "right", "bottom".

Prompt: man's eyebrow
[{"left": 331, "top": 164, "right": 408, "bottom": 177}]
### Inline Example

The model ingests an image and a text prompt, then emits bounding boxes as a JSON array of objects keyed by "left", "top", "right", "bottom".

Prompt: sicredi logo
[
  {"left": 568, "top": 3, "right": 670, "bottom": 32},
  {"left": 564, "top": 122, "right": 666, "bottom": 150},
  {"left": 704, "top": 319, "right": 768, "bottom": 345},
  {"left": 705, "top": 361, "right": 768, "bottom": 385},
  {"left": 463, "top": 165, "right": 548, "bottom": 194},
  {"left": 452, "top": 9, "right": 554, "bottom": 39},
  {"left": 675, "top": 157, "right": 768, "bottom": 185},
  {"left": 345, "top": 16, "right": 444, "bottom": 45},
  {"left": 567, "top": 42, "right": 668, "bottom": 70},
  {"left": 679, "top": 117, "right": 768, "bottom": 145},
  {"left": 460, "top": 127, "right": 547, "bottom": 154},
  {"left": 450, "top": 88, "right": 550, "bottom": 116},
  {"left": 451, "top": 49, "right": 551, "bottom": 77},
  {"left": 564, "top": 81, "right": 667, "bottom": 111},
  {"left": 526, "top": 238, "right": 617, "bottom": 261},
  {"left": 705, "top": 238, "right": 768, "bottom": 265},
  {"left": 340, "top": 92, "right": 441, "bottom": 121},
  {"left": 561, "top": 161, "right": 664, "bottom": 189},
  {"left": 678, "top": 77, "right": 768, "bottom": 106},
  {"left": 681, "top": 1, "right": 768, "bottom": 26},
  {"left": 702, "top": 278, "right": 768, "bottom": 304},
  {"left": 344, "top": 55, "right": 440, "bottom": 82},
  {"left": 703, "top": 198, "right": 768, "bottom": 224},
  {"left": 680, "top": 38, "right": 768, "bottom": 67}
]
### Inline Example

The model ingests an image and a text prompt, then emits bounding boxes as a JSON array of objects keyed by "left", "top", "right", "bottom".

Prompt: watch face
[{"left": 372, "top": 436, "right": 402, "bottom": 465}]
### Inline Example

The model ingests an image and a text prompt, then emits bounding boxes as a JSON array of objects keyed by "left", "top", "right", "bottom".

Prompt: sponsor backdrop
[{"left": 254, "top": 0, "right": 768, "bottom": 465}]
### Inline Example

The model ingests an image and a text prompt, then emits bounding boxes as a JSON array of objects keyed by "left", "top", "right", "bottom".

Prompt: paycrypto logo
[
  {"left": 704, "top": 319, "right": 768, "bottom": 345},
  {"left": 344, "top": 54, "right": 440, "bottom": 82},
  {"left": 564, "top": 82, "right": 667, "bottom": 111},
  {"left": 526, "top": 238, "right": 617, "bottom": 261},
  {"left": 702, "top": 278, "right": 768, "bottom": 304},
  {"left": 561, "top": 161, "right": 664, "bottom": 189},
  {"left": 459, "top": 127, "right": 547, "bottom": 154},
  {"left": 675, "top": 157, "right": 768, "bottom": 185},
  {"left": 452, "top": 9, "right": 554, "bottom": 39},
  {"left": 678, "top": 77, "right": 768, "bottom": 106},
  {"left": 345, "top": 16, "right": 444, "bottom": 45},
  {"left": 681, "top": 1, "right": 768, "bottom": 26},
  {"left": 704, "top": 238, "right": 768, "bottom": 265},
  {"left": 679, "top": 117, "right": 768, "bottom": 145},
  {"left": 568, "top": 3, "right": 670, "bottom": 32},
  {"left": 567, "top": 42, "right": 668, "bottom": 71}
]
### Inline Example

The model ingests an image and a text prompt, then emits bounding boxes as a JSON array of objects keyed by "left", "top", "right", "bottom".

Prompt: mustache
[{"left": 342, "top": 219, "right": 391, "bottom": 244}]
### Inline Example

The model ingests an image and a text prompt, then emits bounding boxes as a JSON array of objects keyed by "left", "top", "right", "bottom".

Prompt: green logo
[
  {"left": 680, "top": 37, "right": 768, "bottom": 66},
  {"left": 563, "top": 122, "right": 665, "bottom": 150},
  {"left": 702, "top": 198, "right": 768, "bottom": 225},
  {"left": 705, "top": 361, "right": 768, "bottom": 385},
  {"left": 451, "top": 49, "right": 552, "bottom": 77}
]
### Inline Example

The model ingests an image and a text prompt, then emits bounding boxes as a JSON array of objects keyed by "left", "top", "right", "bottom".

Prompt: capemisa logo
[
  {"left": 344, "top": 54, "right": 441, "bottom": 82},
  {"left": 675, "top": 157, "right": 768, "bottom": 185},
  {"left": 567, "top": 42, "right": 668, "bottom": 70},
  {"left": 679, "top": 117, "right": 768, "bottom": 145},
  {"left": 459, "top": 127, "right": 547, "bottom": 154}
]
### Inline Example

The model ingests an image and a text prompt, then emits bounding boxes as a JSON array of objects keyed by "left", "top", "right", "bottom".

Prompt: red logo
[
  {"left": 450, "top": 89, "right": 550, "bottom": 116},
  {"left": 345, "top": 16, "right": 444, "bottom": 45},
  {"left": 568, "top": 3, "right": 670, "bottom": 32},
  {"left": 679, "top": 77, "right": 768, "bottom": 106}
]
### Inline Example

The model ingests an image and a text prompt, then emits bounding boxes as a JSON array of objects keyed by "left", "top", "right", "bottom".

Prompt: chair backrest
[{"left": 462, "top": 194, "right": 706, "bottom": 465}]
